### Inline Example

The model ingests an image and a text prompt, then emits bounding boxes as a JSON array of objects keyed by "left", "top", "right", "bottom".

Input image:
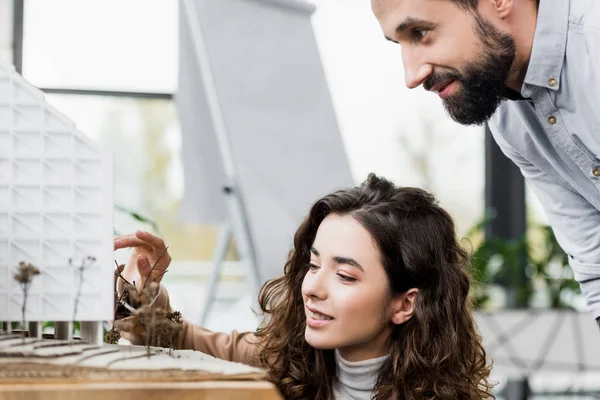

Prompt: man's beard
[{"left": 425, "top": 15, "right": 516, "bottom": 126}]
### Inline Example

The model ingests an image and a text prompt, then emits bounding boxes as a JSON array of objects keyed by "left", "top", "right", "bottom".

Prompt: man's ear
[
  {"left": 490, "top": 0, "right": 514, "bottom": 19},
  {"left": 480, "top": 0, "right": 514, "bottom": 20},
  {"left": 390, "top": 288, "right": 419, "bottom": 325}
]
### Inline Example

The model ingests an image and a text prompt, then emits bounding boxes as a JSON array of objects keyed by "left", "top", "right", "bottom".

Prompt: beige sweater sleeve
[{"left": 116, "top": 285, "right": 262, "bottom": 367}]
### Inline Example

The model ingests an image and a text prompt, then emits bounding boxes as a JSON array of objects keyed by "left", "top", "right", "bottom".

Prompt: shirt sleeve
[{"left": 490, "top": 131, "right": 600, "bottom": 318}]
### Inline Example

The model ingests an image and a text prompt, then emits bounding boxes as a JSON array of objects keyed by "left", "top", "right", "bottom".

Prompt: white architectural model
[{"left": 0, "top": 59, "right": 113, "bottom": 324}]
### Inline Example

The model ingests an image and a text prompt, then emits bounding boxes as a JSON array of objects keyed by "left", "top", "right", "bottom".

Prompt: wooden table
[
  {"left": 0, "top": 381, "right": 282, "bottom": 400},
  {"left": 0, "top": 336, "right": 282, "bottom": 400}
]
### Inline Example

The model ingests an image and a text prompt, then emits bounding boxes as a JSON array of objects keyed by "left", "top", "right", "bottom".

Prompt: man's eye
[{"left": 412, "top": 28, "right": 428, "bottom": 41}]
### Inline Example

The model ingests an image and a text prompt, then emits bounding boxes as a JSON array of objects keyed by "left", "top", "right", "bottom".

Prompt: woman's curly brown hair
[{"left": 254, "top": 173, "right": 494, "bottom": 399}]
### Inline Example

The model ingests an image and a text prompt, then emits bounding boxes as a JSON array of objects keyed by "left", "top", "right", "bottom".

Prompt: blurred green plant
[
  {"left": 529, "top": 225, "right": 581, "bottom": 308},
  {"left": 41, "top": 321, "right": 81, "bottom": 333},
  {"left": 114, "top": 204, "right": 161, "bottom": 236},
  {"left": 467, "top": 216, "right": 580, "bottom": 310}
]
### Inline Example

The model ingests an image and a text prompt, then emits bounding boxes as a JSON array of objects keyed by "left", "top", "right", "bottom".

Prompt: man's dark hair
[
  {"left": 452, "top": 0, "right": 539, "bottom": 11},
  {"left": 452, "top": 0, "right": 478, "bottom": 11}
]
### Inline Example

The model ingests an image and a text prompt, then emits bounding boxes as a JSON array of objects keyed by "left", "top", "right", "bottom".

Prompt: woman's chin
[{"left": 304, "top": 330, "right": 336, "bottom": 350}]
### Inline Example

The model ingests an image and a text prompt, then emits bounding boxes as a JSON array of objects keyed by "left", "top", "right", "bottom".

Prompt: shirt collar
[
  {"left": 520, "top": 0, "right": 570, "bottom": 98},
  {"left": 502, "top": 87, "right": 526, "bottom": 101},
  {"left": 334, "top": 349, "right": 389, "bottom": 392}
]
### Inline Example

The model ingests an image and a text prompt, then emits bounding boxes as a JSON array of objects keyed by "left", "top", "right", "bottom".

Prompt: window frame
[{"left": 13, "top": 0, "right": 174, "bottom": 100}]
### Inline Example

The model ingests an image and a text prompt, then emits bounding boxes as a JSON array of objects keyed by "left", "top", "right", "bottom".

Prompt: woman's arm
[
  {"left": 113, "top": 231, "right": 263, "bottom": 366},
  {"left": 114, "top": 285, "right": 262, "bottom": 366}
]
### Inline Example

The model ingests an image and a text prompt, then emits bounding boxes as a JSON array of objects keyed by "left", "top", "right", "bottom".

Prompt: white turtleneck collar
[{"left": 333, "top": 349, "right": 389, "bottom": 400}]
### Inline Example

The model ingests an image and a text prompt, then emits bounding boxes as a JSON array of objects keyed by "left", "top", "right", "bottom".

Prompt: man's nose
[{"left": 402, "top": 50, "right": 433, "bottom": 89}]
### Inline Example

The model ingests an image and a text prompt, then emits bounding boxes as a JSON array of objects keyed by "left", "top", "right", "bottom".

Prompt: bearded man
[{"left": 371, "top": 0, "right": 600, "bottom": 326}]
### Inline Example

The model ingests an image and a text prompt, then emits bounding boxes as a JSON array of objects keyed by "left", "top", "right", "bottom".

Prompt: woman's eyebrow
[
  {"left": 310, "top": 247, "right": 364, "bottom": 272},
  {"left": 332, "top": 256, "right": 364, "bottom": 273}
]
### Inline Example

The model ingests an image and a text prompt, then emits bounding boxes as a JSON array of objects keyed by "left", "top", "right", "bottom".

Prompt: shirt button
[
  {"left": 549, "top": 77, "right": 557, "bottom": 87},
  {"left": 593, "top": 168, "right": 600, "bottom": 177},
  {"left": 547, "top": 115, "right": 557, "bottom": 125}
]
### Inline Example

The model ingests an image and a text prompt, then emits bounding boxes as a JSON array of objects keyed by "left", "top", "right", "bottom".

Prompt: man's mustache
[{"left": 424, "top": 70, "right": 462, "bottom": 92}]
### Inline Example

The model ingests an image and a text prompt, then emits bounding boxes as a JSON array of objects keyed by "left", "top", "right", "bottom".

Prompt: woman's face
[{"left": 301, "top": 213, "right": 409, "bottom": 361}]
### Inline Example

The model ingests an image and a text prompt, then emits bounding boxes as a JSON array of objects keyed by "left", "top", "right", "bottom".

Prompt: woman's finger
[
  {"left": 114, "top": 237, "right": 153, "bottom": 252},
  {"left": 135, "top": 230, "right": 165, "bottom": 249},
  {"left": 113, "top": 316, "right": 145, "bottom": 339},
  {"left": 113, "top": 233, "right": 137, "bottom": 241},
  {"left": 119, "top": 330, "right": 143, "bottom": 345},
  {"left": 136, "top": 255, "right": 152, "bottom": 286}
]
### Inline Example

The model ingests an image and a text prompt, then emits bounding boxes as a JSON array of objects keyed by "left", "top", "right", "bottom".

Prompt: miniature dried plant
[
  {"left": 115, "top": 304, "right": 183, "bottom": 357},
  {"left": 156, "top": 311, "right": 183, "bottom": 357},
  {"left": 164, "top": 311, "right": 183, "bottom": 356},
  {"left": 136, "top": 304, "right": 157, "bottom": 357},
  {"left": 104, "top": 327, "right": 121, "bottom": 345},
  {"left": 112, "top": 251, "right": 182, "bottom": 357},
  {"left": 113, "top": 246, "right": 169, "bottom": 313},
  {"left": 135, "top": 303, "right": 183, "bottom": 358},
  {"left": 135, "top": 283, "right": 161, "bottom": 357},
  {"left": 141, "top": 246, "right": 170, "bottom": 291},
  {"left": 166, "top": 311, "right": 182, "bottom": 324},
  {"left": 71, "top": 256, "right": 96, "bottom": 323},
  {"left": 13, "top": 261, "right": 41, "bottom": 341},
  {"left": 113, "top": 261, "right": 136, "bottom": 320}
]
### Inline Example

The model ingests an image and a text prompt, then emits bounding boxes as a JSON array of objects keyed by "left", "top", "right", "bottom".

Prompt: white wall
[{"left": 0, "top": 0, "right": 13, "bottom": 63}]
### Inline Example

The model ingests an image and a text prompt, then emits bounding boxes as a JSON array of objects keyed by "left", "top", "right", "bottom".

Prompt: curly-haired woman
[{"left": 114, "top": 174, "right": 494, "bottom": 400}]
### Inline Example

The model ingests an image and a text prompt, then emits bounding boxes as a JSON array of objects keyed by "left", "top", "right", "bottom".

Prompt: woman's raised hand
[{"left": 114, "top": 231, "right": 171, "bottom": 293}]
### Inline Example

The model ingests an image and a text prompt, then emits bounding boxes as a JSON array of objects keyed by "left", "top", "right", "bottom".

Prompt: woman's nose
[{"left": 302, "top": 268, "right": 328, "bottom": 300}]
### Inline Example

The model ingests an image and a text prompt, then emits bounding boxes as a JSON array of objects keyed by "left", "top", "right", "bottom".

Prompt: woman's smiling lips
[{"left": 305, "top": 305, "right": 334, "bottom": 328}]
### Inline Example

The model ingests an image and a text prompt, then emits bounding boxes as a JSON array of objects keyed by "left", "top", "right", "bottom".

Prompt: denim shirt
[{"left": 488, "top": 0, "right": 600, "bottom": 317}]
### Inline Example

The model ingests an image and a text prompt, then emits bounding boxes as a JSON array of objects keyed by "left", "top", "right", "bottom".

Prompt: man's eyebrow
[
  {"left": 333, "top": 256, "right": 365, "bottom": 273},
  {"left": 395, "top": 16, "right": 436, "bottom": 34}
]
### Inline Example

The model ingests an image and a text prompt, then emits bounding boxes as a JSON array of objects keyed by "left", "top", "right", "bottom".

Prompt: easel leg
[
  {"left": 199, "top": 222, "right": 232, "bottom": 325},
  {"left": 226, "top": 188, "right": 262, "bottom": 309},
  {"left": 182, "top": 0, "right": 263, "bottom": 323}
]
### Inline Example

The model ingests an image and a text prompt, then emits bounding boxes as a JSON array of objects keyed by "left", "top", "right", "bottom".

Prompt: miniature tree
[
  {"left": 165, "top": 311, "right": 183, "bottom": 356},
  {"left": 135, "top": 303, "right": 183, "bottom": 357},
  {"left": 71, "top": 256, "right": 96, "bottom": 324},
  {"left": 104, "top": 327, "right": 121, "bottom": 344},
  {"left": 13, "top": 261, "right": 41, "bottom": 341},
  {"left": 112, "top": 252, "right": 183, "bottom": 357},
  {"left": 135, "top": 283, "right": 161, "bottom": 357}
]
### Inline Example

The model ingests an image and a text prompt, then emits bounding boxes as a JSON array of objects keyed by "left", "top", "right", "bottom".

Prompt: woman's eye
[
  {"left": 337, "top": 273, "right": 357, "bottom": 283},
  {"left": 308, "top": 263, "right": 320, "bottom": 271},
  {"left": 413, "top": 28, "right": 428, "bottom": 41}
]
